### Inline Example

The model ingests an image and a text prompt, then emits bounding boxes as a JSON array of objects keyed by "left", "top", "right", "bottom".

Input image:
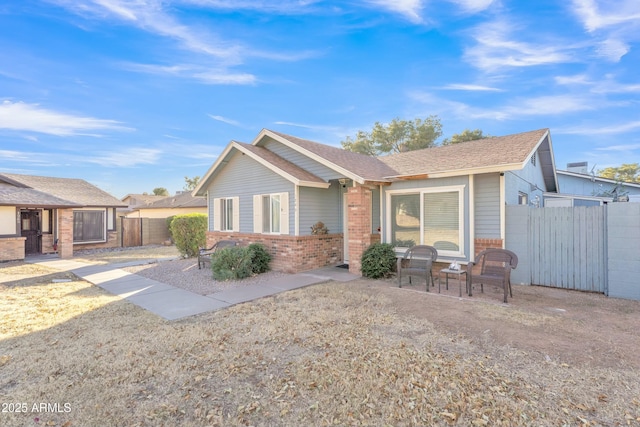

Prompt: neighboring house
[
  {"left": 123, "top": 191, "right": 207, "bottom": 218},
  {"left": 0, "top": 173, "right": 126, "bottom": 261},
  {"left": 548, "top": 162, "right": 640, "bottom": 206},
  {"left": 194, "top": 128, "right": 557, "bottom": 274},
  {"left": 119, "top": 193, "right": 166, "bottom": 216}
]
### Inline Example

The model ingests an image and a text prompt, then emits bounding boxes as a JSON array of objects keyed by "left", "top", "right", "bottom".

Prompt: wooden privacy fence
[
  {"left": 118, "top": 217, "right": 171, "bottom": 247},
  {"left": 506, "top": 203, "right": 640, "bottom": 300},
  {"left": 506, "top": 205, "right": 607, "bottom": 293}
]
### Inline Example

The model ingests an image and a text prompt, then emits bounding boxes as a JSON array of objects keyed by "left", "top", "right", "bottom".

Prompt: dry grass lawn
[{"left": 1, "top": 258, "right": 640, "bottom": 426}]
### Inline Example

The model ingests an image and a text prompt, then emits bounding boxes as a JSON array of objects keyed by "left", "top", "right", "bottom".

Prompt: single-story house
[
  {"left": 122, "top": 191, "right": 207, "bottom": 218},
  {"left": 194, "top": 128, "right": 558, "bottom": 274},
  {"left": 548, "top": 162, "right": 640, "bottom": 206},
  {"left": 0, "top": 173, "right": 126, "bottom": 261}
]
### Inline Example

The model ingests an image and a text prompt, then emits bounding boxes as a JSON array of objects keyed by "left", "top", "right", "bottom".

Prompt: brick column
[
  {"left": 347, "top": 185, "right": 374, "bottom": 275},
  {"left": 58, "top": 208, "right": 74, "bottom": 258}
]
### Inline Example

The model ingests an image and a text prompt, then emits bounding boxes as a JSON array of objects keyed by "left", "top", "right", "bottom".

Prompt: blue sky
[{"left": 1, "top": 0, "right": 639, "bottom": 198}]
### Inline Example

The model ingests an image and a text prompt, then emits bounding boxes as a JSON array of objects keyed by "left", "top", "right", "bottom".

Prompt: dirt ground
[{"left": 370, "top": 277, "right": 640, "bottom": 371}]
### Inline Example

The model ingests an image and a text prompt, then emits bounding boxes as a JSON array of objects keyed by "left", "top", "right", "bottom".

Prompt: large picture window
[
  {"left": 388, "top": 186, "right": 464, "bottom": 255},
  {"left": 73, "top": 210, "right": 105, "bottom": 243}
]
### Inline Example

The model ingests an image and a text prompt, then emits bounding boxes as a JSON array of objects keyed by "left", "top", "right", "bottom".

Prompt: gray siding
[
  {"left": 206, "top": 151, "right": 294, "bottom": 233},
  {"left": 299, "top": 182, "right": 342, "bottom": 235},
  {"left": 506, "top": 152, "right": 547, "bottom": 204},
  {"left": 474, "top": 173, "right": 500, "bottom": 238},
  {"left": 557, "top": 173, "right": 640, "bottom": 197},
  {"left": 261, "top": 138, "right": 344, "bottom": 181}
]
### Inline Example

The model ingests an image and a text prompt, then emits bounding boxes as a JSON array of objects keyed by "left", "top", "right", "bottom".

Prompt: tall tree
[
  {"left": 153, "top": 187, "right": 169, "bottom": 196},
  {"left": 597, "top": 163, "right": 640, "bottom": 183},
  {"left": 441, "top": 129, "right": 490, "bottom": 145},
  {"left": 341, "top": 116, "right": 443, "bottom": 155},
  {"left": 183, "top": 176, "right": 201, "bottom": 191}
]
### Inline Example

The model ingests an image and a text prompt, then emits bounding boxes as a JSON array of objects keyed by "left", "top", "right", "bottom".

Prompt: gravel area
[{"left": 121, "top": 258, "right": 289, "bottom": 296}]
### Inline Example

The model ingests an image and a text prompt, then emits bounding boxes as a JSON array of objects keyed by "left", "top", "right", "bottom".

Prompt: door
[{"left": 21, "top": 210, "right": 41, "bottom": 254}]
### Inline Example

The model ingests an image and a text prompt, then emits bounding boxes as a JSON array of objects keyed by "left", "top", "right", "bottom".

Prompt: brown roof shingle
[
  {"left": 0, "top": 173, "right": 126, "bottom": 207},
  {"left": 379, "top": 128, "right": 549, "bottom": 177},
  {"left": 267, "top": 130, "right": 398, "bottom": 182}
]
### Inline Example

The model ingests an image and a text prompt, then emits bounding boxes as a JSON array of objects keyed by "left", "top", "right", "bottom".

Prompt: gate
[
  {"left": 121, "top": 217, "right": 142, "bottom": 247},
  {"left": 506, "top": 206, "right": 606, "bottom": 293}
]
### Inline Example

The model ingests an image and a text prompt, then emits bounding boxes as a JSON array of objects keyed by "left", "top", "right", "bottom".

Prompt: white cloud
[
  {"left": 447, "top": 0, "right": 495, "bottom": 14},
  {"left": 0, "top": 100, "right": 131, "bottom": 136},
  {"left": 365, "top": 0, "right": 424, "bottom": 23},
  {"left": 596, "top": 143, "right": 640, "bottom": 151},
  {"left": 87, "top": 147, "right": 162, "bottom": 167},
  {"left": 441, "top": 83, "right": 503, "bottom": 92},
  {"left": 121, "top": 62, "right": 257, "bottom": 85},
  {"left": 560, "top": 121, "right": 640, "bottom": 136},
  {"left": 571, "top": 0, "right": 640, "bottom": 32},
  {"left": 464, "top": 20, "right": 574, "bottom": 72},
  {"left": 208, "top": 114, "right": 241, "bottom": 126},
  {"left": 596, "top": 38, "right": 630, "bottom": 62}
]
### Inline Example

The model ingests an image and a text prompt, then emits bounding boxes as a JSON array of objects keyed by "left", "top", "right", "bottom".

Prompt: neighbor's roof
[
  {"left": 121, "top": 193, "right": 167, "bottom": 207},
  {"left": 379, "top": 128, "right": 551, "bottom": 178},
  {"left": 0, "top": 173, "right": 126, "bottom": 207},
  {"left": 141, "top": 191, "right": 207, "bottom": 209}
]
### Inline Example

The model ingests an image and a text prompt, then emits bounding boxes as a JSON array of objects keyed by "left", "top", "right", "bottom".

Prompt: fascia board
[
  {"left": 192, "top": 143, "right": 235, "bottom": 196},
  {"left": 255, "top": 129, "right": 367, "bottom": 184},
  {"left": 233, "top": 142, "right": 330, "bottom": 189}
]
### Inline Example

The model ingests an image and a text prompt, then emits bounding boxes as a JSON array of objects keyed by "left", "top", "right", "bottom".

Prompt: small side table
[{"left": 439, "top": 268, "right": 468, "bottom": 297}]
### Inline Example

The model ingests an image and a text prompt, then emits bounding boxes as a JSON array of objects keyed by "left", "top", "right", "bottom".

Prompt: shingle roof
[
  {"left": 379, "top": 128, "right": 550, "bottom": 177},
  {"left": 122, "top": 194, "right": 167, "bottom": 207},
  {"left": 266, "top": 130, "right": 398, "bottom": 182},
  {"left": 143, "top": 191, "right": 207, "bottom": 209},
  {"left": 0, "top": 173, "right": 126, "bottom": 207},
  {"left": 236, "top": 142, "right": 326, "bottom": 185},
  {"left": 0, "top": 182, "right": 82, "bottom": 208}
]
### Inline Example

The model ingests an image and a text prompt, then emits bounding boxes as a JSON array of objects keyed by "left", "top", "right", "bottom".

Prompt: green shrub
[
  {"left": 169, "top": 213, "right": 207, "bottom": 258},
  {"left": 165, "top": 215, "right": 176, "bottom": 241},
  {"left": 211, "top": 246, "right": 253, "bottom": 281},
  {"left": 248, "top": 243, "right": 271, "bottom": 274},
  {"left": 361, "top": 242, "right": 397, "bottom": 279}
]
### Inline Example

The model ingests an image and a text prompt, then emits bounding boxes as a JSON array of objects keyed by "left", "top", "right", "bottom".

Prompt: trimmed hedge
[
  {"left": 361, "top": 242, "right": 397, "bottom": 279},
  {"left": 168, "top": 213, "right": 207, "bottom": 258},
  {"left": 248, "top": 243, "right": 271, "bottom": 274}
]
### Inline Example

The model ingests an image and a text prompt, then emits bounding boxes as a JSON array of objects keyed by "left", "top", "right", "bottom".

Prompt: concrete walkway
[{"left": 26, "top": 256, "right": 359, "bottom": 321}]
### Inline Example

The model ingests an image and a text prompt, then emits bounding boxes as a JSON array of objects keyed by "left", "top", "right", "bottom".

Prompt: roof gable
[{"left": 257, "top": 129, "right": 397, "bottom": 184}]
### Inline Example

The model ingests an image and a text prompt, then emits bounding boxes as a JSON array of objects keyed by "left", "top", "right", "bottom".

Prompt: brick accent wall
[
  {"left": 347, "top": 185, "right": 375, "bottom": 275},
  {"left": 58, "top": 208, "right": 74, "bottom": 258},
  {"left": 74, "top": 230, "right": 119, "bottom": 251},
  {"left": 0, "top": 237, "right": 26, "bottom": 262},
  {"left": 474, "top": 238, "right": 504, "bottom": 257},
  {"left": 206, "top": 231, "right": 343, "bottom": 274}
]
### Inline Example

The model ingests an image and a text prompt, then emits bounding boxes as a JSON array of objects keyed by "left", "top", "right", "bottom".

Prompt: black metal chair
[
  {"left": 397, "top": 245, "right": 438, "bottom": 291},
  {"left": 198, "top": 240, "right": 238, "bottom": 269},
  {"left": 467, "top": 248, "right": 518, "bottom": 303}
]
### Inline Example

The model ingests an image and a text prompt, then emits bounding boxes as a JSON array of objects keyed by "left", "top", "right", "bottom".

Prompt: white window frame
[
  {"left": 253, "top": 192, "right": 289, "bottom": 235},
  {"left": 212, "top": 197, "right": 239, "bottom": 232},
  {"left": 386, "top": 185, "right": 465, "bottom": 257}
]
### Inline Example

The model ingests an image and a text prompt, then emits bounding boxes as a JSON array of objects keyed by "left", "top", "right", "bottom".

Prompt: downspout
[
  {"left": 603, "top": 203, "right": 609, "bottom": 296},
  {"left": 500, "top": 172, "right": 506, "bottom": 248},
  {"left": 468, "top": 174, "right": 475, "bottom": 259},
  {"left": 379, "top": 184, "right": 383, "bottom": 241},
  {"left": 294, "top": 184, "right": 300, "bottom": 236}
]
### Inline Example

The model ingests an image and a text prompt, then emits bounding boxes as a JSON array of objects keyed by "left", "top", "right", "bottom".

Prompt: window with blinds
[{"left": 423, "top": 191, "right": 459, "bottom": 251}]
